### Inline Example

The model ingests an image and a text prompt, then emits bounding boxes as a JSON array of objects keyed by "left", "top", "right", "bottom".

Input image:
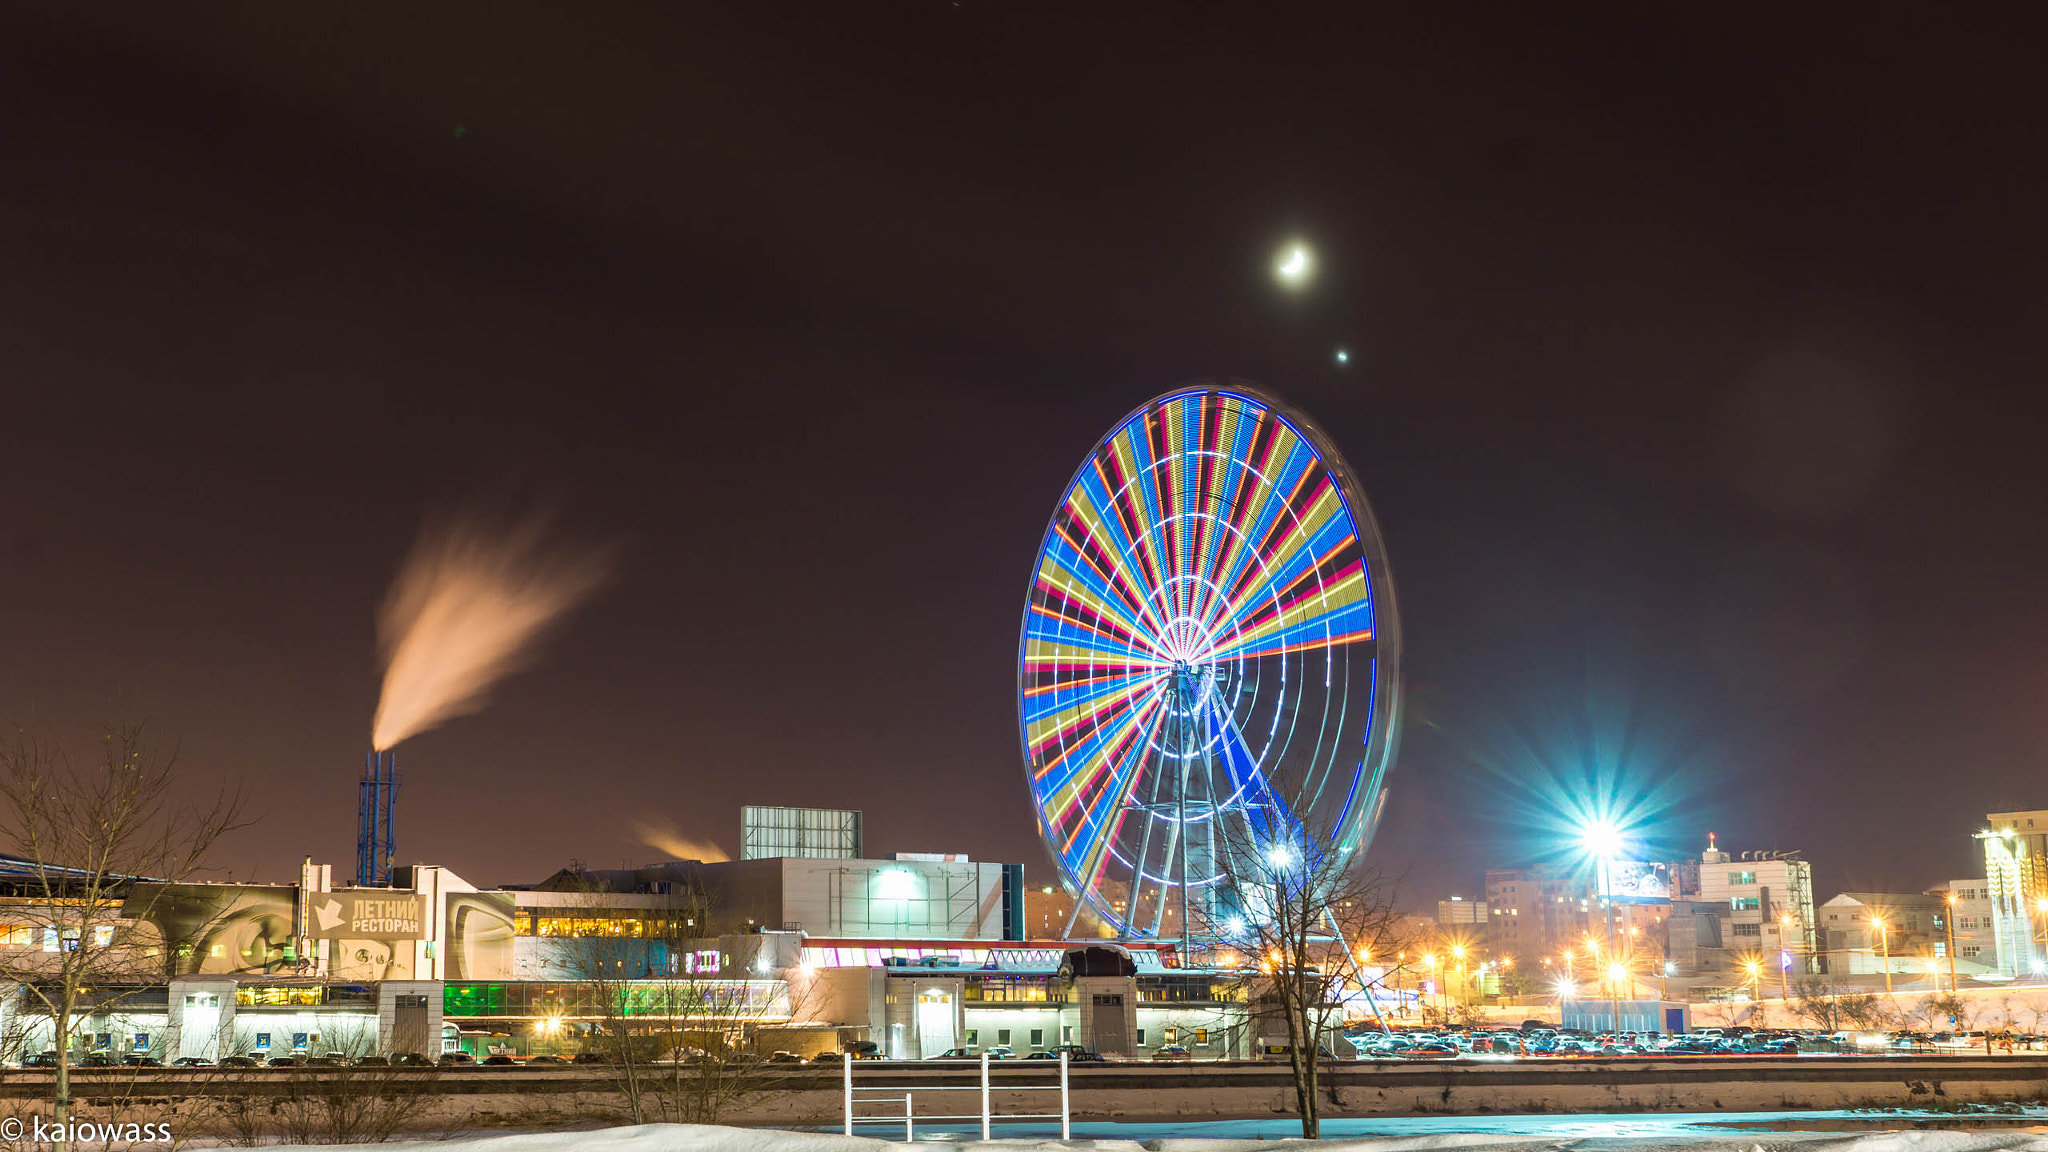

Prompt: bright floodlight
[
  {"left": 1266, "top": 844, "right": 1293, "bottom": 868},
  {"left": 1225, "top": 916, "right": 1247, "bottom": 936},
  {"left": 1607, "top": 962, "right": 1626, "bottom": 983},
  {"left": 1579, "top": 818, "right": 1624, "bottom": 859},
  {"left": 1335, "top": 349, "right": 1349, "bottom": 364},
  {"left": 1275, "top": 243, "right": 1312, "bottom": 287}
]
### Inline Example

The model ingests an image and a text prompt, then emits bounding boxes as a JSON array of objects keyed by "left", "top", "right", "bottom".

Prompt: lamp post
[
  {"left": 1778, "top": 913, "right": 1794, "bottom": 1001},
  {"left": 1873, "top": 916, "right": 1892, "bottom": 996},
  {"left": 1745, "top": 958, "right": 1762, "bottom": 1009},
  {"left": 1607, "top": 961, "right": 1626, "bottom": 1032},
  {"left": 1943, "top": 893, "right": 1959, "bottom": 995},
  {"left": 2035, "top": 898, "right": 2048, "bottom": 983}
]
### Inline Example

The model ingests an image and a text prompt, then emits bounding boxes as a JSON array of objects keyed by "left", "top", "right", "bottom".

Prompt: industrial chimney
[{"left": 356, "top": 751, "right": 401, "bottom": 887}]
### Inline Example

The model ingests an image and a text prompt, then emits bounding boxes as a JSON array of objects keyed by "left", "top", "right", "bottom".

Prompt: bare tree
[
  {"left": 1216, "top": 818, "right": 1405, "bottom": 1140},
  {"left": 549, "top": 873, "right": 796, "bottom": 1125},
  {"left": 1918, "top": 992, "right": 1972, "bottom": 1031},
  {"left": 1790, "top": 976, "right": 1857, "bottom": 1032},
  {"left": 0, "top": 724, "right": 245, "bottom": 1146},
  {"left": 1839, "top": 993, "right": 1890, "bottom": 1031}
]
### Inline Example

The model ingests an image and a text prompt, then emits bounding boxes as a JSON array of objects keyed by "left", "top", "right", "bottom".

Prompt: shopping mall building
[{"left": 0, "top": 807, "right": 1260, "bottom": 1063}]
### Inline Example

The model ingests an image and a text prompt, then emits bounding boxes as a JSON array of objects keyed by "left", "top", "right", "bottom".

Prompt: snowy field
[{"left": 320, "top": 1112, "right": 2048, "bottom": 1152}]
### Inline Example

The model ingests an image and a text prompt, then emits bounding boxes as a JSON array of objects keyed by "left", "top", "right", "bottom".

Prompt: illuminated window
[
  {"left": 1195, "top": 1028, "right": 1210, "bottom": 1046},
  {"left": 1729, "top": 872, "right": 1756, "bottom": 885},
  {"left": 1730, "top": 897, "right": 1759, "bottom": 912}
]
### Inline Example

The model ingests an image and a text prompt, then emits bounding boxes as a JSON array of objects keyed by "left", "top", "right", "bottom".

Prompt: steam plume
[
  {"left": 632, "top": 817, "right": 731, "bottom": 863},
  {"left": 371, "top": 515, "right": 610, "bottom": 750}
]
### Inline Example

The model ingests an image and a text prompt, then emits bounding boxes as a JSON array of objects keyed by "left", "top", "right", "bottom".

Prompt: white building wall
[
  {"left": 781, "top": 859, "right": 1005, "bottom": 938},
  {"left": 1699, "top": 854, "right": 1815, "bottom": 965}
]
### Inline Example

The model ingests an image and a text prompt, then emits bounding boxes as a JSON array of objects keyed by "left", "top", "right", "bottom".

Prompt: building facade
[
  {"left": 1694, "top": 841, "right": 1816, "bottom": 974},
  {"left": 1980, "top": 811, "right": 2048, "bottom": 977}
]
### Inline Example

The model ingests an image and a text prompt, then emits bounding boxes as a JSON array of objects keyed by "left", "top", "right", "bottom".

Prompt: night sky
[{"left": 4, "top": 6, "right": 2044, "bottom": 907}]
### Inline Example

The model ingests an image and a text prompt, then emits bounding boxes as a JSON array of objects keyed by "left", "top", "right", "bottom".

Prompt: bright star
[{"left": 1335, "top": 349, "right": 1349, "bottom": 364}]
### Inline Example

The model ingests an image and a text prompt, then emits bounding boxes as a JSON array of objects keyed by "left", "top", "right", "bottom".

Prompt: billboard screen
[{"left": 1601, "top": 860, "right": 1672, "bottom": 904}]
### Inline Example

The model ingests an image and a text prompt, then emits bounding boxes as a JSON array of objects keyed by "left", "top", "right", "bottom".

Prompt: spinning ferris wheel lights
[{"left": 1017, "top": 382, "right": 1403, "bottom": 942}]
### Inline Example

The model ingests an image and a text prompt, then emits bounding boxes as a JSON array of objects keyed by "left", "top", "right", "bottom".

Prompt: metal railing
[{"left": 843, "top": 1051, "right": 1069, "bottom": 1141}]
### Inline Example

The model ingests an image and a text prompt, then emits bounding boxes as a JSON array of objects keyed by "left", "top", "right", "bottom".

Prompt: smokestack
[{"left": 356, "top": 750, "right": 401, "bottom": 887}]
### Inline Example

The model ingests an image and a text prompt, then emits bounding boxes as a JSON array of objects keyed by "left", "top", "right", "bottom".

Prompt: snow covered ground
[{"left": 324, "top": 1112, "right": 2048, "bottom": 1152}]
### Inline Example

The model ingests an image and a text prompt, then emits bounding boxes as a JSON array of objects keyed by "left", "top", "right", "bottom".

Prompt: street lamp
[
  {"left": 1744, "top": 958, "right": 1762, "bottom": 1002},
  {"left": 1943, "top": 893, "right": 1959, "bottom": 995},
  {"left": 1872, "top": 916, "right": 1892, "bottom": 996},
  {"left": 1778, "top": 913, "right": 1795, "bottom": 999},
  {"left": 2035, "top": 898, "right": 2048, "bottom": 980}
]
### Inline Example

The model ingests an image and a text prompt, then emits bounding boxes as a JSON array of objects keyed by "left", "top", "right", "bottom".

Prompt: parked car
[
  {"left": 354, "top": 1056, "right": 391, "bottom": 1067},
  {"left": 571, "top": 1052, "right": 610, "bottom": 1065},
  {"left": 20, "top": 1052, "right": 62, "bottom": 1068},
  {"left": 171, "top": 1056, "right": 214, "bottom": 1067},
  {"left": 218, "top": 1055, "right": 259, "bottom": 1068},
  {"left": 1398, "top": 1042, "right": 1457, "bottom": 1059},
  {"left": 1040, "top": 1045, "right": 1106, "bottom": 1063},
  {"left": 267, "top": 1055, "right": 302, "bottom": 1067},
  {"left": 526, "top": 1054, "right": 565, "bottom": 1065},
  {"left": 119, "top": 1055, "right": 162, "bottom": 1067},
  {"left": 483, "top": 1055, "right": 519, "bottom": 1066},
  {"left": 439, "top": 1051, "right": 476, "bottom": 1066},
  {"left": 1151, "top": 1045, "right": 1192, "bottom": 1061},
  {"left": 766, "top": 1051, "right": 806, "bottom": 1064},
  {"left": 394, "top": 1053, "right": 435, "bottom": 1067},
  {"left": 306, "top": 1054, "right": 349, "bottom": 1067},
  {"left": 981, "top": 1046, "right": 1016, "bottom": 1060},
  {"left": 924, "top": 1047, "right": 977, "bottom": 1060}
]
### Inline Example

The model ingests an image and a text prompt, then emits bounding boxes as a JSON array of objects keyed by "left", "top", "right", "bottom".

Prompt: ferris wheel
[{"left": 1018, "top": 384, "right": 1401, "bottom": 942}]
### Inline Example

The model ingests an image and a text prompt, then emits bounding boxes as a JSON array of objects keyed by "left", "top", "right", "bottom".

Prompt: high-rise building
[
  {"left": 1978, "top": 811, "right": 2048, "bottom": 977},
  {"left": 1483, "top": 869, "right": 1540, "bottom": 961}
]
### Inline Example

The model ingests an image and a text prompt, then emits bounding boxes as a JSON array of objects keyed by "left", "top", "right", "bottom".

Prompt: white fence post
[
  {"left": 1059, "top": 1050, "right": 1070, "bottom": 1140},
  {"left": 981, "top": 1051, "right": 992, "bottom": 1140},
  {"left": 842, "top": 1052, "right": 852, "bottom": 1136},
  {"left": 904, "top": 1092, "right": 914, "bottom": 1142}
]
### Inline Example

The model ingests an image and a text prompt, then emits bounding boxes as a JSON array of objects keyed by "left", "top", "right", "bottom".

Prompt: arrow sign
[{"left": 314, "top": 899, "right": 344, "bottom": 933}]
